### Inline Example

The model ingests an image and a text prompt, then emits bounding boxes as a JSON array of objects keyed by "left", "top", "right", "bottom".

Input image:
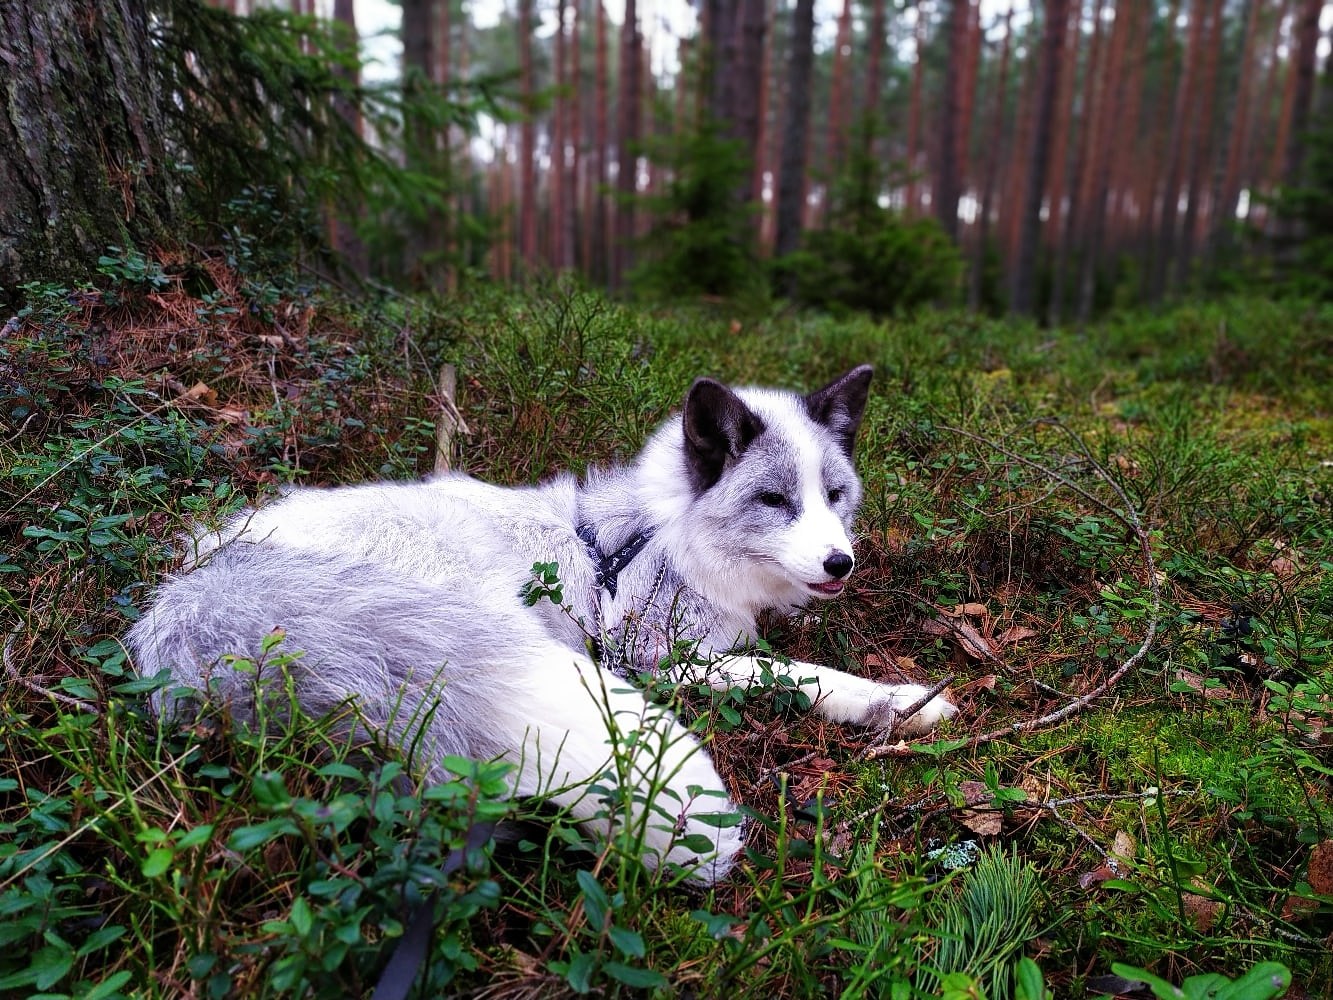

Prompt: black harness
[{"left": 576, "top": 523, "right": 655, "bottom": 599}]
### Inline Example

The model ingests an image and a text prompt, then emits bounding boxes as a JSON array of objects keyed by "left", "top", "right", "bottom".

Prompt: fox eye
[
  {"left": 827, "top": 487, "right": 844, "bottom": 504},
  {"left": 757, "top": 491, "right": 787, "bottom": 508}
]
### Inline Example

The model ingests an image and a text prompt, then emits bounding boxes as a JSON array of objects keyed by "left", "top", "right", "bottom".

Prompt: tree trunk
[
  {"left": 905, "top": 8, "right": 927, "bottom": 217},
  {"left": 1009, "top": 0, "right": 1069, "bottom": 317},
  {"left": 824, "top": 0, "right": 854, "bottom": 199},
  {"left": 518, "top": 0, "right": 538, "bottom": 270},
  {"left": 1077, "top": 1, "right": 1139, "bottom": 323},
  {"left": 1273, "top": 0, "right": 1324, "bottom": 245},
  {"left": 612, "top": 0, "right": 640, "bottom": 289},
  {"left": 552, "top": 0, "right": 568, "bottom": 270},
  {"left": 1149, "top": 0, "right": 1207, "bottom": 302},
  {"left": 774, "top": 0, "right": 814, "bottom": 268},
  {"left": 861, "top": 0, "right": 886, "bottom": 145},
  {"left": 1210, "top": 0, "right": 1262, "bottom": 267},
  {"left": 1050, "top": 0, "right": 1108, "bottom": 326},
  {"left": 0, "top": 0, "right": 176, "bottom": 290},
  {"left": 1176, "top": 0, "right": 1224, "bottom": 289},
  {"left": 970, "top": 4, "right": 1013, "bottom": 311},
  {"left": 936, "top": 0, "right": 967, "bottom": 242},
  {"left": 594, "top": 0, "right": 609, "bottom": 283}
]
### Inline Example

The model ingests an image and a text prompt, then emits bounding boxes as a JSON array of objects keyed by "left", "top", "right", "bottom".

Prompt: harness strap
[{"left": 575, "top": 523, "right": 654, "bottom": 599}]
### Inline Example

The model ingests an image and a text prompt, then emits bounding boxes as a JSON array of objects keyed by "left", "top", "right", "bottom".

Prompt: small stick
[{"left": 434, "top": 363, "right": 460, "bottom": 473}]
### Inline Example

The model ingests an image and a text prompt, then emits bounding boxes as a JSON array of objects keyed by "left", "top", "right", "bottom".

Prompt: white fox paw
[{"left": 867, "top": 684, "right": 957, "bottom": 736}]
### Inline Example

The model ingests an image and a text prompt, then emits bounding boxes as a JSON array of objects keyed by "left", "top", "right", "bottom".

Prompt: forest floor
[{"left": 2, "top": 253, "right": 1331, "bottom": 998}]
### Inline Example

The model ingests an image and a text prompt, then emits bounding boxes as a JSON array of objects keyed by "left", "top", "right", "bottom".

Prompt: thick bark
[
  {"left": 1009, "top": 0, "right": 1069, "bottom": 317},
  {"left": 0, "top": 0, "right": 176, "bottom": 290},
  {"left": 774, "top": 0, "right": 814, "bottom": 265}
]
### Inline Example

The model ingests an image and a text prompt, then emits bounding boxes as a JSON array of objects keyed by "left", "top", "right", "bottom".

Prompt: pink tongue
[{"left": 812, "top": 581, "right": 844, "bottom": 594}]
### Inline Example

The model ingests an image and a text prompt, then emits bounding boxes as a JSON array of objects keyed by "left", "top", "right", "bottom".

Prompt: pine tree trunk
[
  {"left": 1273, "top": 0, "right": 1323, "bottom": 246},
  {"left": 970, "top": 4, "right": 1013, "bottom": 311},
  {"left": 518, "top": 0, "right": 538, "bottom": 270},
  {"left": 552, "top": 0, "right": 567, "bottom": 270},
  {"left": 1009, "top": 0, "right": 1069, "bottom": 317},
  {"left": 1149, "top": 0, "right": 1207, "bottom": 302},
  {"left": 1051, "top": 0, "right": 1108, "bottom": 327},
  {"left": 823, "top": 0, "right": 854, "bottom": 207},
  {"left": 594, "top": 0, "right": 609, "bottom": 283},
  {"left": 861, "top": 0, "right": 886, "bottom": 142},
  {"left": 774, "top": 0, "right": 814, "bottom": 268},
  {"left": 936, "top": 0, "right": 967, "bottom": 242},
  {"left": 906, "top": 9, "right": 927, "bottom": 217},
  {"left": 1077, "top": 1, "right": 1139, "bottom": 323},
  {"left": 1176, "top": 0, "right": 1224, "bottom": 289},
  {"left": 612, "top": 0, "right": 640, "bottom": 289},
  {"left": 0, "top": 0, "right": 176, "bottom": 290},
  {"left": 1211, "top": 0, "right": 1262, "bottom": 268}
]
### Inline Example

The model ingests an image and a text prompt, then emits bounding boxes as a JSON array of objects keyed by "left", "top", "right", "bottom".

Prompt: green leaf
[
  {"left": 31, "top": 943, "right": 73, "bottom": 990},
  {"left": 289, "top": 896, "right": 313, "bottom": 937},
  {"left": 1111, "top": 963, "right": 1184, "bottom": 999},
  {"left": 602, "top": 961, "right": 668, "bottom": 989},
  {"left": 83, "top": 969, "right": 133, "bottom": 1000},
  {"left": 228, "top": 818, "right": 295, "bottom": 852},
  {"left": 575, "top": 870, "right": 610, "bottom": 930},
  {"left": 141, "top": 846, "right": 174, "bottom": 878},
  {"left": 175, "top": 824, "right": 215, "bottom": 850},
  {"left": 1014, "top": 957, "right": 1046, "bottom": 1000},
  {"left": 1215, "top": 963, "right": 1292, "bottom": 1000},
  {"left": 608, "top": 925, "right": 645, "bottom": 959}
]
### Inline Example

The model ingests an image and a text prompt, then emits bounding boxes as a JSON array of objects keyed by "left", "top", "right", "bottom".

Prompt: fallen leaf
[
  {"left": 256, "top": 334, "right": 286, "bottom": 348},
  {"left": 178, "top": 381, "right": 218, "bottom": 407},
  {"left": 1307, "top": 840, "right": 1333, "bottom": 896},
  {"left": 924, "top": 615, "right": 999, "bottom": 661},
  {"left": 999, "top": 625, "right": 1038, "bottom": 644},
  {"left": 1183, "top": 892, "right": 1220, "bottom": 932},
  {"left": 958, "top": 809, "right": 1002, "bottom": 836},
  {"left": 958, "top": 602, "right": 988, "bottom": 617},
  {"left": 1281, "top": 894, "right": 1319, "bottom": 922},
  {"left": 1079, "top": 864, "right": 1117, "bottom": 889}
]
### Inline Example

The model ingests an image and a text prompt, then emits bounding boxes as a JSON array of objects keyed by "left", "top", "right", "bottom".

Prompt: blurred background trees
[{"left": 6, "top": 0, "right": 1333, "bottom": 317}]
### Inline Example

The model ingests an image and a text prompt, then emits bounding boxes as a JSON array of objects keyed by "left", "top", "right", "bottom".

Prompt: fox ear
[
  {"left": 682, "top": 378, "right": 766, "bottom": 492},
  {"left": 805, "top": 365, "right": 873, "bottom": 457}
]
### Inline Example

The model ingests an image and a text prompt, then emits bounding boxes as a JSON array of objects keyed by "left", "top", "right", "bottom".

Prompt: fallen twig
[
  {"left": 935, "top": 419, "right": 1162, "bottom": 751},
  {"left": 4, "top": 625, "right": 100, "bottom": 716}
]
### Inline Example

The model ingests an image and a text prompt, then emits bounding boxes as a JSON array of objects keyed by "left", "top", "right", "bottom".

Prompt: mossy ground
[{"left": 2, "top": 261, "right": 1330, "bottom": 997}]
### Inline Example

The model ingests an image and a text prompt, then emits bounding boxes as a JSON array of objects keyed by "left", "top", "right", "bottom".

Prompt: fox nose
[{"left": 823, "top": 552, "right": 853, "bottom": 579}]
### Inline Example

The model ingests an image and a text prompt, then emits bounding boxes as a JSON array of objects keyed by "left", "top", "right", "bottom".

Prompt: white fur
[{"left": 128, "top": 367, "right": 955, "bottom": 884}]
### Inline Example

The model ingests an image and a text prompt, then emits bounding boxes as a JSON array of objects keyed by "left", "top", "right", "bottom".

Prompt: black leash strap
[{"left": 371, "top": 819, "right": 496, "bottom": 1000}]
